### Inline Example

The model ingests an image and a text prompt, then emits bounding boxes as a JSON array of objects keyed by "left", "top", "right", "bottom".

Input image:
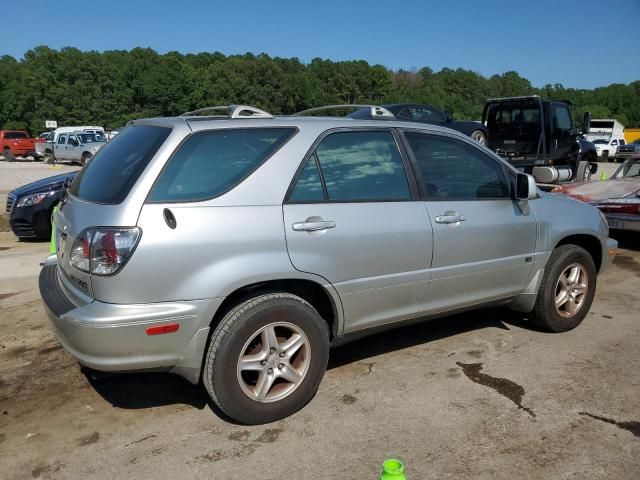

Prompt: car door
[
  {"left": 67, "top": 135, "right": 81, "bottom": 161},
  {"left": 401, "top": 130, "right": 538, "bottom": 315},
  {"left": 283, "top": 129, "right": 432, "bottom": 333},
  {"left": 550, "top": 102, "right": 574, "bottom": 161},
  {"left": 55, "top": 134, "right": 67, "bottom": 159}
]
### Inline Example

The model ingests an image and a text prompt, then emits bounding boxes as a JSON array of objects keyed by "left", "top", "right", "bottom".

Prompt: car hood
[
  {"left": 552, "top": 178, "right": 640, "bottom": 202},
  {"left": 10, "top": 172, "right": 77, "bottom": 197}
]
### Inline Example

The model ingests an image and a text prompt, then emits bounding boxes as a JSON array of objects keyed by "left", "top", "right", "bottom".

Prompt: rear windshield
[
  {"left": 70, "top": 125, "right": 171, "bottom": 204},
  {"left": 4, "top": 131, "right": 29, "bottom": 139},
  {"left": 148, "top": 128, "right": 296, "bottom": 202}
]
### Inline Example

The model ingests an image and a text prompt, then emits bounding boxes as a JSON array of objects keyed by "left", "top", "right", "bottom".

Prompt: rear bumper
[
  {"left": 604, "top": 213, "right": 640, "bottom": 232},
  {"left": 39, "top": 261, "right": 223, "bottom": 384}
]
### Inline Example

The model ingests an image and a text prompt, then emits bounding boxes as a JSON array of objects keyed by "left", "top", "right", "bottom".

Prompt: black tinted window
[
  {"left": 553, "top": 105, "right": 573, "bottom": 131},
  {"left": 314, "top": 131, "right": 410, "bottom": 202},
  {"left": 70, "top": 125, "right": 171, "bottom": 204},
  {"left": 405, "top": 132, "right": 510, "bottom": 199},
  {"left": 4, "top": 131, "right": 28, "bottom": 139},
  {"left": 290, "top": 157, "right": 325, "bottom": 202},
  {"left": 149, "top": 128, "right": 295, "bottom": 202}
]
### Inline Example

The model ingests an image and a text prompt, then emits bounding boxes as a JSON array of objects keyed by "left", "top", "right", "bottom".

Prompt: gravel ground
[{"left": 0, "top": 162, "right": 638, "bottom": 480}]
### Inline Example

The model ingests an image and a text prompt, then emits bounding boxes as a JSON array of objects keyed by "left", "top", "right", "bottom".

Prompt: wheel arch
[
  {"left": 554, "top": 234, "right": 603, "bottom": 272},
  {"left": 210, "top": 278, "right": 342, "bottom": 340}
]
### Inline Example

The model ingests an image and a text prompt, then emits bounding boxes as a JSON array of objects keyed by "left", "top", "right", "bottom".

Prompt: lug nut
[
  {"left": 267, "top": 368, "right": 273, "bottom": 374},
  {"left": 279, "top": 352, "right": 285, "bottom": 358},
  {"left": 270, "top": 348, "right": 276, "bottom": 354},
  {"left": 278, "top": 363, "right": 284, "bottom": 369},
  {"left": 261, "top": 360, "right": 267, "bottom": 366}
]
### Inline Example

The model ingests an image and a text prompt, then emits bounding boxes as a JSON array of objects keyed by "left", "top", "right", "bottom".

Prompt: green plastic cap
[{"left": 380, "top": 459, "right": 405, "bottom": 480}]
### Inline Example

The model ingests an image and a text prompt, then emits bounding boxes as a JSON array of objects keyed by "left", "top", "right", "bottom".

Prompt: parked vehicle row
[
  {"left": 37, "top": 104, "right": 616, "bottom": 425},
  {"left": 35, "top": 125, "right": 106, "bottom": 165}
]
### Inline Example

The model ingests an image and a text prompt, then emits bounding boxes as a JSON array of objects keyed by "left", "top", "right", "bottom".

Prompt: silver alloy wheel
[
  {"left": 471, "top": 130, "right": 486, "bottom": 145},
  {"left": 554, "top": 263, "right": 589, "bottom": 318},
  {"left": 236, "top": 322, "right": 311, "bottom": 403}
]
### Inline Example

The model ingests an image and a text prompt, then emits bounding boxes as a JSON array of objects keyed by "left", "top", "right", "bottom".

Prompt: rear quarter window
[
  {"left": 148, "top": 128, "right": 296, "bottom": 203},
  {"left": 70, "top": 125, "right": 171, "bottom": 204}
]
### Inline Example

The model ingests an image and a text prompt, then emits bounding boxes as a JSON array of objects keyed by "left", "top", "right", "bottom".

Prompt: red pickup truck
[{"left": 1, "top": 130, "right": 41, "bottom": 159}]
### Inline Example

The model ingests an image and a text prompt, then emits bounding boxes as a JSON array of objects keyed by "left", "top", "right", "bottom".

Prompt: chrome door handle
[
  {"left": 434, "top": 214, "right": 466, "bottom": 224},
  {"left": 292, "top": 220, "right": 336, "bottom": 232}
]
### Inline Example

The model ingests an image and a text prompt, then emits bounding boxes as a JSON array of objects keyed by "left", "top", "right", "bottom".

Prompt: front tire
[
  {"left": 203, "top": 292, "right": 330, "bottom": 425},
  {"left": 576, "top": 160, "right": 591, "bottom": 183},
  {"left": 530, "top": 245, "right": 596, "bottom": 332},
  {"left": 81, "top": 152, "right": 92, "bottom": 166},
  {"left": 470, "top": 129, "right": 487, "bottom": 145}
]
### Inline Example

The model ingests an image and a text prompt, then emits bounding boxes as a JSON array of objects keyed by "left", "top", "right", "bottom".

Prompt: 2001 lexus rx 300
[{"left": 39, "top": 105, "right": 617, "bottom": 425}]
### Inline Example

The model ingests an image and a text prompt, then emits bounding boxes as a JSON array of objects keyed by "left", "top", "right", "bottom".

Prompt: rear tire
[
  {"left": 3, "top": 148, "right": 15, "bottom": 162},
  {"left": 530, "top": 245, "right": 596, "bottom": 332},
  {"left": 203, "top": 292, "right": 330, "bottom": 425}
]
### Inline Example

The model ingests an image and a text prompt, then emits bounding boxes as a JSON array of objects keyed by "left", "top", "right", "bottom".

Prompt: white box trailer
[{"left": 586, "top": 119, "right": 625, "bottom": 141}]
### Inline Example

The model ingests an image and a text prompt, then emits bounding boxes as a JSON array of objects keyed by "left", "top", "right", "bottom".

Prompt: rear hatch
[
  {"left": 484, "top": 100, "right": 543, "bottom": 157},
  {"left": 54, "top": 122, "right": 181, "bottom": 300}
]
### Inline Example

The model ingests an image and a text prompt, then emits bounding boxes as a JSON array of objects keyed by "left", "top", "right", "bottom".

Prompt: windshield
[
  {"left": 593, "top": 139, "right": 608, "bottom": 144},
  {"left": 70, "top": 125, "right": 171, "bottom": 204},
  {"left": 77, "top": 133, "right": 105, "bottom": 144}
]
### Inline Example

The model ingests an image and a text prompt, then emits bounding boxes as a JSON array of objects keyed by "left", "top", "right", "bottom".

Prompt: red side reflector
[{"left": 145, "top": 324, "right": 180, "bottom": 336}]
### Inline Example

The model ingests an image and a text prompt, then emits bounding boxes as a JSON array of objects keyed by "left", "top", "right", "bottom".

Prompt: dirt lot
[{"left": 0, "top": 164, "right": 639, "bottom": 480}]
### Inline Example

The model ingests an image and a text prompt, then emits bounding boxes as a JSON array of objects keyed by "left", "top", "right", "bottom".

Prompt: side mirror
[
  {"left": 582, "top": 111, "right": 591, "bottom": 134},
  {"left": 444, "top": 107, "right": 453, "bottom": 122},
  {"left": 515, "top": 173, "right": 538, "bottom": 200}
]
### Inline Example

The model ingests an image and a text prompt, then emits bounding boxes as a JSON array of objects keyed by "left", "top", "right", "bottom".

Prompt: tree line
[{"left": 1, "top": 46, "right": 638, "bottom": 133}]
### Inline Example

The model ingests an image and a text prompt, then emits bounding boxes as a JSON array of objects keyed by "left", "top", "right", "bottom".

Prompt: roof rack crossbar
[
  {"left": 292, "top": 104, "right": 395, "bottom": 118},
  {"left": 180, "top": 105, "right": 273, "bottom": 119}
]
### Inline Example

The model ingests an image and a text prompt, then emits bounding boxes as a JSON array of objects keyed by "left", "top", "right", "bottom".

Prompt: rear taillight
[{"left": 70, "top": 227, "right": 141, "bottom": 275}]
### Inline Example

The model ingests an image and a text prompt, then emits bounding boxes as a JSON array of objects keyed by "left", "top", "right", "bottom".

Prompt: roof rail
[
  {"left": 292, "top": 104, "right": 395, "bottom": 118},
  {"left": 180, "top": 105, "right": 273, "bottom": 118},
  {"left": 486, "top": 95, "right": 541, "bottom": 102}
]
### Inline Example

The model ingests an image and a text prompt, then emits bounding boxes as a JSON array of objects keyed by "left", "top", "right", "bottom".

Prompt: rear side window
[
  {"left": 149, "top": 128, "right": 296, "bottom": 202},
  {"left": 70, "top": 125, "right": 171, "bottom": 204}
]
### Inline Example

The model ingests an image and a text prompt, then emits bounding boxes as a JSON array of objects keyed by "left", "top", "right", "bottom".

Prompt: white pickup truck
[
  {"left": 592, "top": 137, "right": 625, "bottom": 162},
  {"left": 36, "top": 127, "right": 106, "bottom": 165}
]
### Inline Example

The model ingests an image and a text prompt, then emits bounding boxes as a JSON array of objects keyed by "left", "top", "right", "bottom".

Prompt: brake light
[{"left": 70, "top": 227, "right": 141, "bottom": 275}]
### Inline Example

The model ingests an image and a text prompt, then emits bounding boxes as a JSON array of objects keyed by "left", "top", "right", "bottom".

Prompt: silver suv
[{"left": 39, "top": 105, "right": 617, "bottom": 424}]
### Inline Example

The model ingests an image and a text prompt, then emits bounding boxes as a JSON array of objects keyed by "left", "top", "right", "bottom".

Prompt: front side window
[
  {"left": 553, "top": 105, "right": 573, "bottom": 131},
  {"left": 312, "top": 131, "right": 411, "bottom": 202},
  {"left": 149, "top": 128, "right": 296, "bottom": 203},
  {"left": 404, "top": 132, "right": 510, "bottom": 199}
]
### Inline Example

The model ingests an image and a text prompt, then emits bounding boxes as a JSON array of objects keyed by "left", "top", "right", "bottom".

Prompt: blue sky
[{"left": 2, "top": 0, "right": 638, "bottom": 89}]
